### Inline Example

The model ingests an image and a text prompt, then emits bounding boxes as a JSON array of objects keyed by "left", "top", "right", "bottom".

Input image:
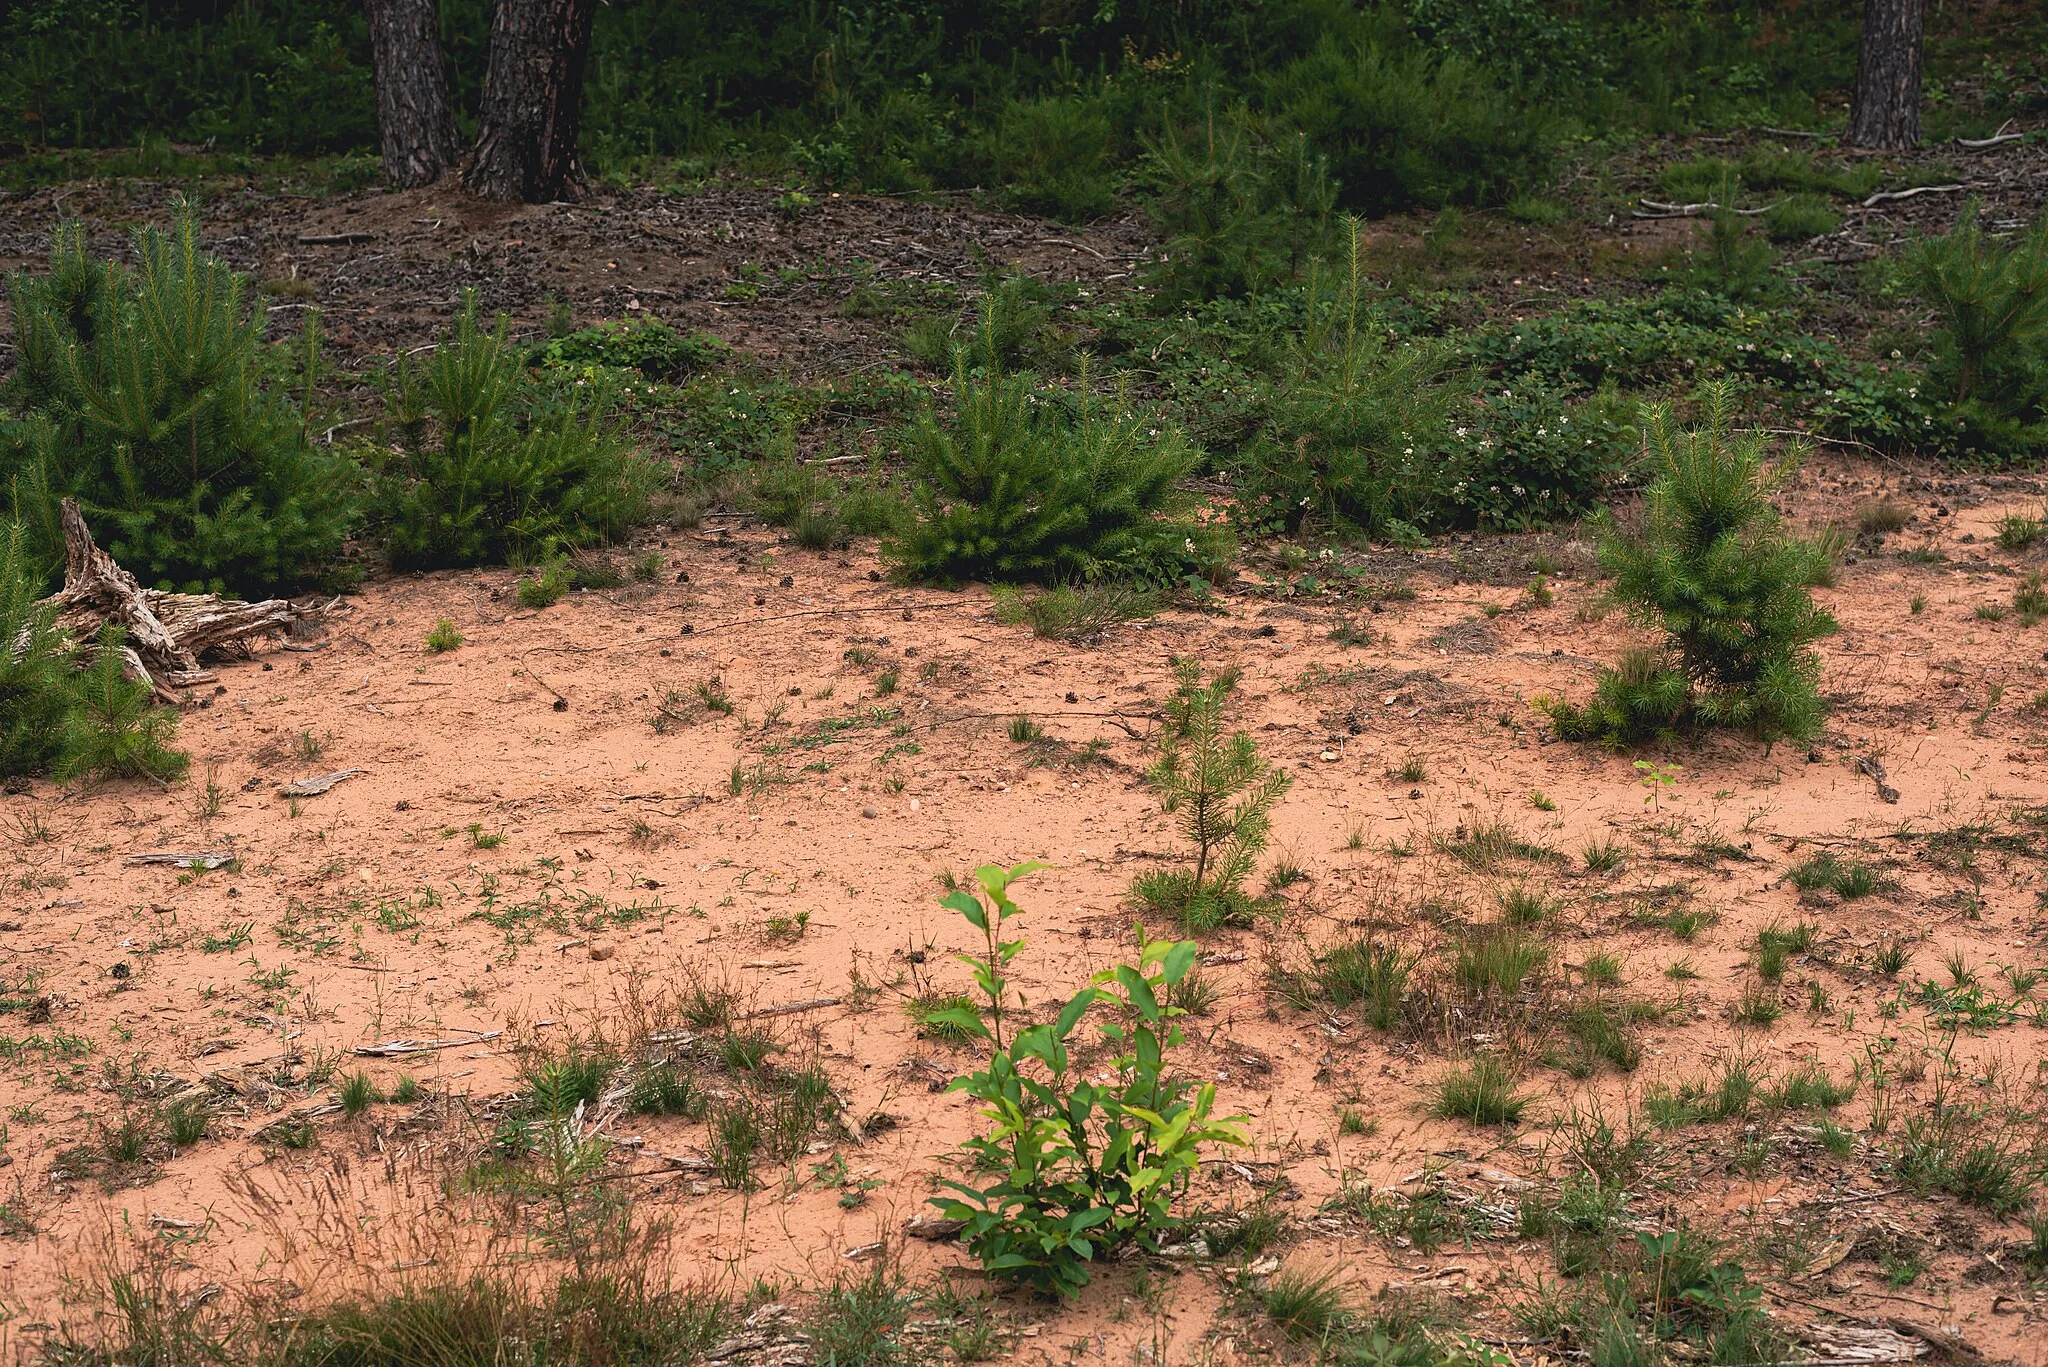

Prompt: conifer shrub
[
  {"left": 2, "top": 213, "right": 358, "bottom": 594},
  {"left": 887, "top": 317, "right": 1219, "bottom": 587},
  {"left": 1906, "top": 206, "right": 2048, "bottom": 461},
  {"left": 375, "top": 294, "right": 657, "bottom": 569},
  {"left": 59, "top": 626, "right": 188, "bottom": 784},
  {"left": 1540, "top": 389, "right": 1835, "bottom": 747},
  {"left": 989, "top": 94, "right": 1117, "bottom": 223},
  {"left": 1249, "top": 222, "right": 1456, "bottom": 540},
  {"left": 1264, "top": 32, "right": 1553, "bottom": 216},
  {"left": 0, "top": 523, "right": 186, "bottom": 784},
  {"left": 0, "top": 523, "right": 75, "bottom": 779},
  {"left": 1130, "top": 659, "right": 1293, "bottom": 931},
  {"left": 1137, "top": 107, "right": 1336, "bottom": 306}
]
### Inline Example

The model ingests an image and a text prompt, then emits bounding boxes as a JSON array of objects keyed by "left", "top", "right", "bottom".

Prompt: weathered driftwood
[
  {"left": 278, "top": 768, "right": 364, "bottom": 798},
  {"left": 126, "top": 850, "right": 238, "bottom": 869},
  {"left": 43, "top": 499, "right": 347, "bottom": 701}
]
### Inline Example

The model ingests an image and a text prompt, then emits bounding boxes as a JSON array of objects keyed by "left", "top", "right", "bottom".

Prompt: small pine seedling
[{"left": 425, "top": 618, "right": 463, "bottom": 653}]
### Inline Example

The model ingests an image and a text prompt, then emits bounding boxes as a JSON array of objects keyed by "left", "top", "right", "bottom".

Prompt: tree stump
[{"left": 42, "top": 499, "right": 348, "bottom": 701}]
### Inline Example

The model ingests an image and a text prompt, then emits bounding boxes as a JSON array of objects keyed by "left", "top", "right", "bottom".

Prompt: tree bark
[
  {"left": 364, "top": 0, "right": 460, "bottom": 188},
  {"left": 464, "top": 0, "right": 600, "bottom": 203},
  {"left": 1847, "top": 0, "right": 1924, "bottom": 150}
]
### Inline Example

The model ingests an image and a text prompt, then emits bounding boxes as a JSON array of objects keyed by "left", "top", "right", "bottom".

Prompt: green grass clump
[
  {"left": 628, "top": 1061, "right": 706, "bottom": 1119},
  {"left": 1453, "top": 926, "right": 1546, "bottom": 999},
  {"left": 1766, "top": 1061, "right": 1854, "bottom": 1110},
  {"left": 990, "top": 582, "right": 1159, "bottom": 643},
  {"left": 1314, "top": 939, "right": 1415, "bottom": 1030},
  {"left": 1258, "top": 1263, "right": 1351, "bottom": 1341},
  {"left": 1789, "top": 852, "right": 1879, "bottom": 899},
  {"left": 1432, "top": 1058, "right": 1526, "bottom": 1126}
]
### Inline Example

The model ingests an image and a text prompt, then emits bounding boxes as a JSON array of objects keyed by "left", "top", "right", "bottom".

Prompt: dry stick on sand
[{"left": 41, "top": 498, "right": 347, "bottom": 701}]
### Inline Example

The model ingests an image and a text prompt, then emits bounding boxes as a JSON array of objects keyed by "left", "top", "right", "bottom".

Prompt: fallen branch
[
  {"left": 352, "top": 1030, "right": 502, "bottom": 1057},
  {"left": 42, "top": 500, "right": 347, "bottom": 701},
  {"left": 739, "top": 996, "right": 841, "bottom": 1019},
  {"left": 1636, "top": 198, "right": 1781, "bottom": 218},
  {"left": 1956, "top": 121, "right": 2023, "bottom": 150},
  {"left": 1861, "top": 184, "right": 1967, "bottom": 208}
]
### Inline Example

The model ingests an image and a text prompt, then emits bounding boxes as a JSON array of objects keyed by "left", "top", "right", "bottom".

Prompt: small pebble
[{"left": 861, "top": 805, "right": 879, "bottom": 819}]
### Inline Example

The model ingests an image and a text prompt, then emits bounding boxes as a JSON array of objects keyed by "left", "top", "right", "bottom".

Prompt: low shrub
[
  {"left": 1137, "top": 106, "right": 1336, "bottom": 306},
  {"left": 535, "top": 317, "right": 726, "bottom": 381},
  {"left": 988, "top": 94, "right": 1116, "bottom": 223},
  {"left": 1265, "top": 33, "right": 1553, "bottom": 216}
]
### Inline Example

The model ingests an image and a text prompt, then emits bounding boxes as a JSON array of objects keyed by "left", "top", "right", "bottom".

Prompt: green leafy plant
[
  {"left": 537, "top": 317, "right": 725, "bottom": 381},
  {"left": 1129, "top": 659, "right": 1293, "bottom": 930},
  {"left": 425, "top": 618, "right": 463, "bottom": 653},
  {"left": 375, "top": 292, "right": 655, "bottom": 569},
  {"left": 1541, "top": 388, "right": 1836, "bottom": 746},
  {"left": 3, "top": 212, "right": 357, "bottom": 593},
  {"left": 929, "top": 862, "right": 1248, "bottom": 1298}
]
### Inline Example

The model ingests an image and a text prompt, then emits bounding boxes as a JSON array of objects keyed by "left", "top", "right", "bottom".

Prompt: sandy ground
[{"left": 3, "top": 453, "right": 2048, "bottom": 1364}]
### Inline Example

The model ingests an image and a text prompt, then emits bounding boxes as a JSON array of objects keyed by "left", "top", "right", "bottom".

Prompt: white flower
[{"left": 1184, "top": 538, "right": 1196, "bottom": 555}]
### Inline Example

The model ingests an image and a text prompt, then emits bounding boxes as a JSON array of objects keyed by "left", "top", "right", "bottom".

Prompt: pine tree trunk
[
  {"left": 364, "top": 0, "right": 460, "bottom": 188},
  {"left": 1847, "top": 0, "right": 1924, "bottom": 150},
  {"left": 464, "top": 0, "right": 600, "bottom": 203}
]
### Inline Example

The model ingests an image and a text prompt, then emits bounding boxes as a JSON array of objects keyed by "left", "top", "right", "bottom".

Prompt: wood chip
[
  {"left": 903, "top": 1216, "right": 965, "bottom": 1240},
  {"left": 297, "top": 231, "right": 378, "bottom": 245},
  {"left": 126, "top": 850, "right": 236, "bottom": 869},
  {"left": 280, "top": 768, "right": 364, "bottom": 798}
]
